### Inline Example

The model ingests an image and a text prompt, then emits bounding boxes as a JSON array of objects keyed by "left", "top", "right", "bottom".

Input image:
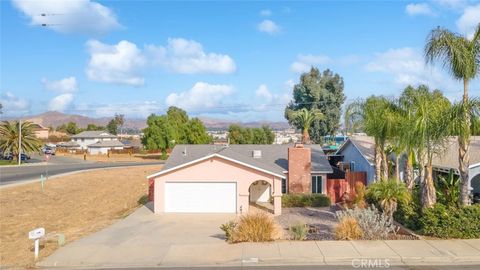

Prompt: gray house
[
  {"left": 432, "top": 137, "right": 480, "bottom": 198},
  {"left": 335, "top": 136, "right": 376, "bottom": 184}
]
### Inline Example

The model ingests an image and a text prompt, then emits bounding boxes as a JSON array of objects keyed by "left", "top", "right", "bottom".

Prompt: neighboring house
[
  {"left": 147, "top": 144, "right": 332, "bottom": 215},
  {"left": 31, "top": 123, "right": 49, "bottom": 140},
  {"left": 335, "top": 136, "right": 376, "bottom": 184},
  {"left": 432, "top": 137, "right": 480, "bottom": 197},
  {"left": 68, "top": 131, "right": 124, "bottom": 155}
]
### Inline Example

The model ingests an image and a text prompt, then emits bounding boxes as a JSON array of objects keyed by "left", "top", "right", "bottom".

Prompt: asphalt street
[
  {"left": 0, "top": 154, "right": 164, "bottom": 185},
  {"left": 96, "top": 265, "right": 480, "bottom": 270}
]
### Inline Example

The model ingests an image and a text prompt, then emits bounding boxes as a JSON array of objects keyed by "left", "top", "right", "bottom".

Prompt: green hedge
[
  {"left": 419, "top": 204, "right": 480, "bottom": 239},
  {"left": 282, "top": 193, "right": 331, "bottom": 207}
]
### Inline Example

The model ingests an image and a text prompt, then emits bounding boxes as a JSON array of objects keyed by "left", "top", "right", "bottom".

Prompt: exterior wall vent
[{"left": 252, "top": 150, "right": 262, "bottom": 158}]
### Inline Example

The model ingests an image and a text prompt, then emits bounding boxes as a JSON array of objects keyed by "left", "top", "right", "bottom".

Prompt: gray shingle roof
[
  {"left": 162, "top": 144, "right": 332, "bottom": 176},
  {"left": 432, "top": 136, "right": 480, "bottom": 169},
  {"left": 337, "top": 136, "right": 375, "bottom": 165},
  {"left": 87, "top": 140, "right": 124, "bottom": 148},
  {"left": 57, "top": 141, "right": 80, "bottom": 147},
  {"left": 71, "top": 131, "right": 117, "bottom": 139}
]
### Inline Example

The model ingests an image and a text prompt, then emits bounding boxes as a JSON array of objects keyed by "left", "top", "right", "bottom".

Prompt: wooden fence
[{"left": 327, "top": 171, "right": 367, "bottom": 203}]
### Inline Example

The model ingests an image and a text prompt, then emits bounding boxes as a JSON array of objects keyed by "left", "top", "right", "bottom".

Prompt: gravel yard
[{"left": 275, "top": 207, "right": 340, "bottom": 240}]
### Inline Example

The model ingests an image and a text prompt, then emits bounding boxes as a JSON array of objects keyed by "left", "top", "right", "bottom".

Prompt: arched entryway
[{"left": 249, "top": 180, "right": 273, "bottom": 213}]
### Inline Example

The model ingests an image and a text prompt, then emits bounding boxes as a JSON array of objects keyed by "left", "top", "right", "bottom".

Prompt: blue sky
[{"left": 1, "top": 0, "right": 479, "bottom": 121}]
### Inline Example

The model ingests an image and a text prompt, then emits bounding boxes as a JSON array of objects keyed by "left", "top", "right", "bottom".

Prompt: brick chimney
[{"left": 288, "top": 143, "right": 311, "bottom": 193}]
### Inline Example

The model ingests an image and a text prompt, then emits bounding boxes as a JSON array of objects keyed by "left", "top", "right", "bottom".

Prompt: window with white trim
[{"left": 311, "top": 175, "right": 323, "bottom": 194}]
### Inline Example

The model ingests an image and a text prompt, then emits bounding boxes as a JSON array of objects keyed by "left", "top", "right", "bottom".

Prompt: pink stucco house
[{"left": 147, "top": 143, "right": 332, "bottom": 215}]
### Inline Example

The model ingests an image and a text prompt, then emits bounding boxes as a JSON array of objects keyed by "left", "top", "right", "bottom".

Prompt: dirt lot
[
  {"left": 56, "top": 152, "right": 163, "bottom": 163},
  {"left": 0, "top": 166, "right": 160, "bottom": 268}
]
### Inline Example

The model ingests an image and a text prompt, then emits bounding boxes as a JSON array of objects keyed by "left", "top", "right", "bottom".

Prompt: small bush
[
  {"left": 137, "top": 194, "right": 149, "bottom": 205},
  {"left": 336, "top": 206, "right": 397, "bottom": 240},
  {"left": 419, "top": 204, "right": 480, "bottom": 239},
  {"left": 230, "top": 212, "right": 278, "bottom": 243},
  {"left": 335, "top": 217, "right": 363, "bottom": 240},
  {"left": 289, "top": 223, "right": 308, "bottom": 240},
  {"left": 366, "top": 179, "right": 410, "bottom": 219},
  {"left": 220, "top": 221, "right": 237, "bottom": 242},
  {"left": 282, "top": 194, "right": 331, "bottom": 207}
]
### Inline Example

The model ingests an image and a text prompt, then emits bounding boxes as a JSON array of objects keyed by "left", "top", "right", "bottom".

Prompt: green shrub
[
  {"left": 366, "top": 179, "right": 410, "bottom": 220},
  {"left": 420, "top": 204, "right": 480, "bottom": 238},
  {"left": 392, "top": 184, "right": 422, "bottom": 230},
  {"left": 289, "top": 223, "right": 308, "bottom": 240},
  {"left": 282, "top": 194, "right": 331, "bottom": 207}
]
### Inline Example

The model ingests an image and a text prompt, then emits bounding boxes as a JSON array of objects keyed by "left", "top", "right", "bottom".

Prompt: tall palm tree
[
  {"left": 408, "top": 88, "right": 451, "bottom": 208},
  {"left": 288, "top": 108, "right": 324, "bottom": 144},
  {"left": 363, "top": 96, "right": 397, "bottom": 181},
  {"left": 0, "top": 120, "right": 41, "bottom": 161},
  {"left": 425, "top": 24, "right": 480, "bottom": 205},
  {"left": 343, "top": 99, "right": 364, "bottom": 136}
]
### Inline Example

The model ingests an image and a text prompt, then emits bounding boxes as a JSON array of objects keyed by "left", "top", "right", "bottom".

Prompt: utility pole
[{"left": 18, "top": 119, "right": 22, "bottom": 165}]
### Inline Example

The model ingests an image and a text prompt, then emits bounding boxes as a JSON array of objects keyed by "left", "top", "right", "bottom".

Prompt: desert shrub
[
  {"left": 282, "top": 194, "right": 331, "bottom": 207},
  {"left": 289, "top": 223, "right": 308, "bottom": 240},
  {"left": 336, "top": 206, "right": 397, "bottom": 240},
  {"left": 220, "top": 221, "right": 237, "bottom": 242},
  {"left": 419, "top": 204, "right": 480, "bottom": 238},
  {"left": 349, "top": 182, "right": 367, "bottom": 208},
  {"left": 230, "top": 212, "right": 278, "bottom": 243},
  {"left": 335, "top": 217, "right": 363, "bottom": 240},
  {"left": 366, "top": 179, "right": 410, "bottom": 220}
]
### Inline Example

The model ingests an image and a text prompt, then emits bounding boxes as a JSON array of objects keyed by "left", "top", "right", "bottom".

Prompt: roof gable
[{"left": 336, "top": 136, "right": 375, "bottom": 166}]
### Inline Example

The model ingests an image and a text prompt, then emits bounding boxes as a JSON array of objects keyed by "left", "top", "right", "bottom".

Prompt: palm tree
[
  {"left": 425, "top": 24, "right": 480, "bottom": 205},
  {"left": 408, "top": 87, "right": 451, "bottom": 208},
  {"left": 0, "top": 120, "right": 41, "bottom": 161},
  {"left": 367, "top": 179, "right": 411, "bottom": 221},
  {"left": 343, "top": 99, "right": 364, "bottom": 136},
  {"left": 288, "top": 108, "right": 324, "bottom": 144},
  {"left": 363, "top": 96, "right": 397, "bottom": 181}
]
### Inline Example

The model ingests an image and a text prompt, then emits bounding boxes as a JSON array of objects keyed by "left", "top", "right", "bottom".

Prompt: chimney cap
[{"left": 294, "top": 143, "right": 304, "bottom": 148}]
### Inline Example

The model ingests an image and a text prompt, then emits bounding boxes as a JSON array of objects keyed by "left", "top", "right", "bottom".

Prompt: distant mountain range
[{"left": 11, "top": 111, "right": 291, "bottom": 131}]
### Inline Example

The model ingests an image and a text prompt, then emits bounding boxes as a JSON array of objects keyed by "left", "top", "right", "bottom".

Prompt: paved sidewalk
[{"left": 38, "top": 205, "right": 480, "bottom": 269}]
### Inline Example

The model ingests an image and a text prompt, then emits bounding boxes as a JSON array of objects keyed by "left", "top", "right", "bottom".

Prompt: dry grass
[
  {"left": 0, "top": 166, "right": 160, "bottom": 268},
  {"left": 334, "top": 217, "right": 363, "bottom": 240},
  {"left": 57, "top": 152, "right": 162, "bottom": 163},
  {"left": 230, "top": 212, "right": 282, "bottom": 243}
]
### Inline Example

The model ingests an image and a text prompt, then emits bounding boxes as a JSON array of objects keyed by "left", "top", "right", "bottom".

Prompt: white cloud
[
  {"left": 86, "top": 40, "right": 146, "bottom": 86},
  {"left": 147, "top": 38, "right": 236, "bottom": 74},
  {"left": 85, "top": 38, "right": 236, "bottom": 85},
  {"left": 42, "top": 76, "right": 78, "bottom": 93},
  {"left": 365, "top": 47, "right": 456, "bottom": 90},
  {"left": 406, "top": 3, "right": 435, "bottom": 16},
  {"left": 284, "top": 79, "right": 295, "bottom": 90},
  {"left": 0, "top": 92, "right": 30, "bottom": 114},
  {"left": 290, "top": 54, "right": 331, "bottom": 73},
  {"left": 257, "top": 19, "right": 281, "bottom": 34},
  {"left": 434, "top": 0, "right": 467, "bottom": 9},
  {"left": 83, "top": 101, "right": 161, "bottom": 118},
  {"left": 456, "top": 4, "right": 480, "bottom": 38},
  {"left": 48, "top": 93, "right": 74, "bottom": 112},
  {"left": 256, "top": 84, "right": 274, "bottom": 102},
  {"left": 260, "top": 9, "right": 272, "bottom": 16},
  {"left": 12, "top": 0, "right": 120, "bottom": 35},
  {"left": 166, "top": 82, "right": 234, "bottom": 111}
]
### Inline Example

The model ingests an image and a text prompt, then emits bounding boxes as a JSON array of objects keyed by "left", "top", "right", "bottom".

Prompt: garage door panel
[{"left": 165, "top": 182, "right": 236, "bottom": 213}]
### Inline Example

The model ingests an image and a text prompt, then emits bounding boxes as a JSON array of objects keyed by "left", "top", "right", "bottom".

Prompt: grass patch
[{"left": 0, "top": 160, "right": 15, "bottom": 166}]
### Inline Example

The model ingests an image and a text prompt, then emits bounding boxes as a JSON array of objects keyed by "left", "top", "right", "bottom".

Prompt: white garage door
[{"left": 164, "top": 182, "right": 237, "bottom": 213}]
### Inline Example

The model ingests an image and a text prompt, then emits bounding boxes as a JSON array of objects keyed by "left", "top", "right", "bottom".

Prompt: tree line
[
  {"left": 227, "top": 124, "right": 275, "bottom": 144},
  {"left": 56, "top": 114, "right": 125, "bottom": 135}
]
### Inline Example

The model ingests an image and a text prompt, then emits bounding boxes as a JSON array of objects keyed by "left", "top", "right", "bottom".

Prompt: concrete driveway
[{"left": 39, "top": 204, "right": 236, "bottom": 268}]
